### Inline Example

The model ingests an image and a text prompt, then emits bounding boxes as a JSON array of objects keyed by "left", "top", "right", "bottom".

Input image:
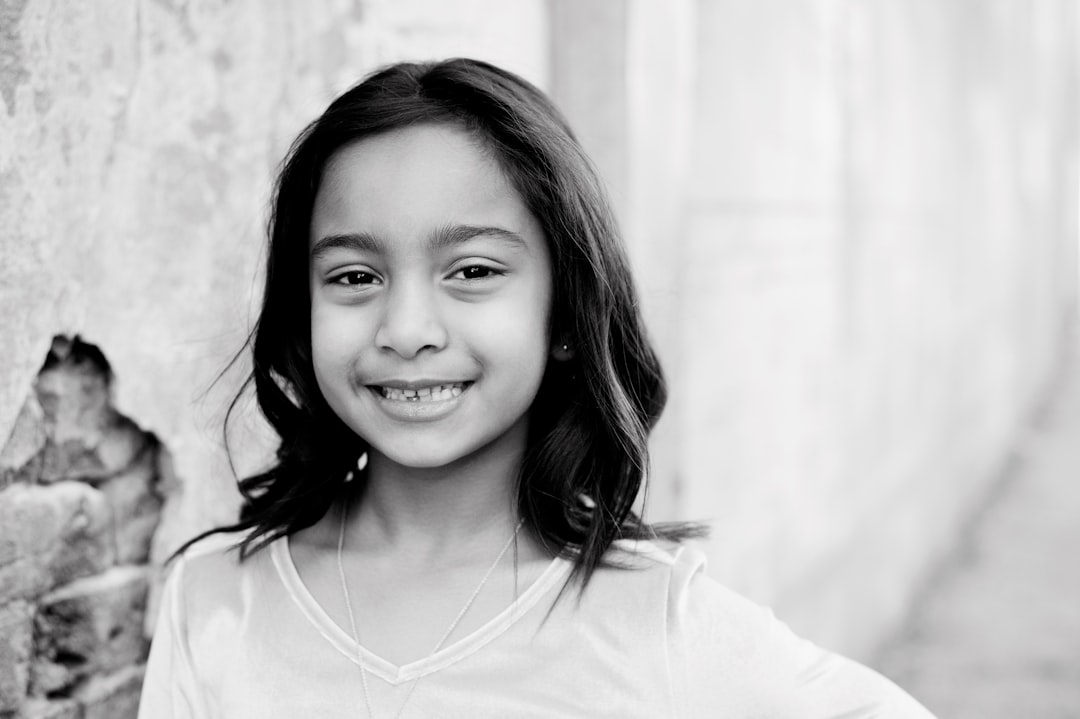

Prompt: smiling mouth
[{"left": 371, "top": 382, "right": 471, "bottom": 402}]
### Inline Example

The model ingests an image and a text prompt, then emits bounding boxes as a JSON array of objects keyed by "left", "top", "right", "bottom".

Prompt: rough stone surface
[
  {"left": 0, "top": 483, "right": 113, "bottom": 605},
  {"left": 0, "top": 398, "right": 45, "bottom": 490},
  {"left": 38, "top": 416, "right": 148, "bottom": 488},
  {"left": 33, "top": 336, "right": 113, "bottom": 482},
  {"left": 32, "top": 337, "right": 152, "bottom": 485},
  {"left": 75, "top": 665, "right": 143, "bottom": 719},
  {"left": 0, "top": 602, "right": 32, "bottom": 714},
  {"left": 0, "top": 0, "right": 551, "bottom": 570},
  {"left": 2, "top": 6, "right": 546, "bottom": 719},
  {"left": 31, "top": 567, "right": 149, "bottom": 697},
  {"left": 16, "top": 698, "right": 81, "bottom": 719},
  {"left": 97, "top": 445, "right": 162, "bottom": 565}
]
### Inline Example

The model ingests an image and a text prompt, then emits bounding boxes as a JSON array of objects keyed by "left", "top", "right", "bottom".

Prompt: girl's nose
[{"left": 373, "top": 280, "right": 449, "bottom": 358}]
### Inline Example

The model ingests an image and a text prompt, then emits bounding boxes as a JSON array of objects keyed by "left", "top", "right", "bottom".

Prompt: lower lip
[{"left": 367, "top": 384, "right": 470, "bottom": 422}]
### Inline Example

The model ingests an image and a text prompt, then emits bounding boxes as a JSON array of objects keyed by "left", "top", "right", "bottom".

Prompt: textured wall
[
  {"left": 552, "top": 0, "right": 1077, "bottom": 659},
  {"left": 0, "top": 0, "right": 549, "bottom": 561},
  {"left": 675, "top": 0, "right": 1078, "bottom": 657},
  {"left": 0, "top": 337, "right": 164, "bottom": 717},
  {"left": 3, "top": 0, "right": 1077, "bottom": 678}
]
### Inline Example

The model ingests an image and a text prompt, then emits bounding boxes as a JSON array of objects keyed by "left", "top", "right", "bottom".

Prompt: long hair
[{"left": 178, "top": 58, "right": 703, "bottom": 586}]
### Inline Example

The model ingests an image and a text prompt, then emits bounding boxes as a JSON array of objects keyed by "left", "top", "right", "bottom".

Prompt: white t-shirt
[{"left": 137, "top": 535, "right": 935, "bottom": 718}]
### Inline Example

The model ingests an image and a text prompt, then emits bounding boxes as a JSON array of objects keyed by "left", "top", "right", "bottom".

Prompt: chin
[{"left": 376, "top": 449, "right": 477, "bottom": 472}]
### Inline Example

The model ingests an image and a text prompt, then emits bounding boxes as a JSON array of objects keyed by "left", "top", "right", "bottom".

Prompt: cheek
[
  {"left": 480, "top": 281, "right": 553, "bottom": 366},
  {"left": 310, "top": 304, "right": 367, "bottom": 374}
]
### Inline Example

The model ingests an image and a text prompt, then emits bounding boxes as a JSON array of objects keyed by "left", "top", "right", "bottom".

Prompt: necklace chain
[{"left": 335, "top": 500, "right": 523, "bottom": 719}]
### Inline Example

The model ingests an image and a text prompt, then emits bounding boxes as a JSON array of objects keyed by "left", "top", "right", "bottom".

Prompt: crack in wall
[{"left": 0, "top": 335, "right": 168, "bottom": 717}]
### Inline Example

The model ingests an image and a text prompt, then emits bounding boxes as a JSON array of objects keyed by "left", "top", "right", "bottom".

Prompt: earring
[
  {"left": 553, "top": 341, "right": 574, "bottom": 361},
  {"left": 345, "top": 452, "right": 368, "bottom": 483}
]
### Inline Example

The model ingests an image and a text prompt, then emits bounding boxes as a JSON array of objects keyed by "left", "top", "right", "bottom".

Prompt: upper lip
[{"left": 367, "top": 379, "right": 471, "bottom": 390}]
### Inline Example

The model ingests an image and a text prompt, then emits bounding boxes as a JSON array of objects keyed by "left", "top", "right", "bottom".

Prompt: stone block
[
  {"left": 16, "top": 698, "right": 81, "bottom": 719},
  {"left": 76, "top": 665, "right": 144, "bottom": 719},
  {"left": 33, "top": 337, "right": 153, "bottom": 485},
  {"left": 33, "top": 338, "right": 112, "bottom": 445},
  {"left": 94, "top": 419, "right": 152, "bottom": 484},
  {"left": 31, "top": 567, "right": 149, "bottom": 696},
  {"left": 38, "top": 418, "right": 152, "bottom": 487},
  {"left": 0, "top": 398, "right": 46, "bottom": 491},
  {"left": 112, "top": 512, "right": 159, "bottom": 568},
  {"left": 0, "top": 602, "right": 33, "bottom": 714},
  {"left": 0, "top": 483, "right": 114, "bottom": 604},
  {"left": 26, "top": 659, "right": 69, "bottom": 699},
  {"left": 96, "top": 448, "right": 162, "bottom": 565}
]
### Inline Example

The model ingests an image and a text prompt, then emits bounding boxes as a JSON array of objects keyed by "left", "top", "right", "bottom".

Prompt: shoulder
[
  {"left": 597, "top": 539, "right": 771, "bottom": 642},
  {"left": 598, "top": 538, "right": 734, "bottom": 610},
  {"left": 163, "top": 531, "right": 278, "bottom": 618},
  {"left": 589, "top": 537, "right": 692, "bottom": 594},
  {"left": 580, "top": 539, "right": 728, "bottom": 632},
  {"left": 599, "top": 541, "right": 936, "bottom": 717},
  {"left": 603, "top": 536, "right": 701, "bottom": 572},
  {"left": 168, "top": 531, "right": 246, "bottom": 582}
]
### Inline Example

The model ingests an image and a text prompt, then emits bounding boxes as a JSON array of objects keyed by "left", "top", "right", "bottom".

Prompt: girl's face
[{"left": 308, "top": 123, "right": 553, "bottom": 471}]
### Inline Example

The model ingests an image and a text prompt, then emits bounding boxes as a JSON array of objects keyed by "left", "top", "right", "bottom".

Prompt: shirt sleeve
[
  {"left": 667, "top": 547, "right": 937, "bottom": 719},
  {"left": 138, "top": 555, "right": 210, "bottom": 719}
]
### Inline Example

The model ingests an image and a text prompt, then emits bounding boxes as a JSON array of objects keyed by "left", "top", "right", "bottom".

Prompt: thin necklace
[{"left": 335, "top": 500, "right": 523, "bottom": 719}]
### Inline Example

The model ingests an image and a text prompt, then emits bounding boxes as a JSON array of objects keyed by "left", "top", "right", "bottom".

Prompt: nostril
[{"left": 373, "top": 303, "right": 450, "bottom": 357}]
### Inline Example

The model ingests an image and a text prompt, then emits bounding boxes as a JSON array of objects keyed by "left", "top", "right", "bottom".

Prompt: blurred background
[{"left": 1, "top": 1, "right": 1078, "bottom": 717}]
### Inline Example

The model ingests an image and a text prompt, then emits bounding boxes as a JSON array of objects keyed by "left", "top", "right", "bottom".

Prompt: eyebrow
[
  {"left": 309, "top": 232, "right": 381, "bottom": 260},
  {"left": 310, "top": 224, "right": 527, "bottom": 261}
]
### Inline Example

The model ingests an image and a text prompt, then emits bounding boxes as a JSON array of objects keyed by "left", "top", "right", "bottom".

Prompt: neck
[{"left": 347, "top": 441, "right": 524, "bottom": 561}]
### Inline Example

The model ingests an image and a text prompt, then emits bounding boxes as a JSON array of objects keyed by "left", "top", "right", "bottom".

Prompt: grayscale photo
[{"left": 1, "top": 2, "right": 1077, "bottom": 718}]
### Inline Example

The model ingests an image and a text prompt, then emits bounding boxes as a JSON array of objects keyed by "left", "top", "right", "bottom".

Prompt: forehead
[{"left": 311, "top": 124, "right": 534, "bottom": 246}]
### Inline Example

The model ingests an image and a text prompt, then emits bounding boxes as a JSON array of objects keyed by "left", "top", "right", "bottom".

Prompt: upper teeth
[{"left": 381, "top": 384, "right": 465, "bottom": 402}]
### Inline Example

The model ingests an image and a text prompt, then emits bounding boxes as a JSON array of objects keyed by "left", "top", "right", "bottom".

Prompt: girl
[{"left": 138, "top": 58, "right": 935, "bottom": 718}]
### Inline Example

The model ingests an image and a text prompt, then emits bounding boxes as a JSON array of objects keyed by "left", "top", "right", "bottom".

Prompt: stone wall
[
  {"left": 1, "top": 336, "right": 163, "bottom": 717},
  {"left": 0, "top": 0, "right": 550, "bottom": 565},
  {"left": 0, "top": 2, "right": 548, "bottom": 717}
]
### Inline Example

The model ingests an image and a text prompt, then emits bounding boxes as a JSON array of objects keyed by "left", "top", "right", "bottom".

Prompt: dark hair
[{"left": 178, "top": 58, "right": 703, "bottom": 586}]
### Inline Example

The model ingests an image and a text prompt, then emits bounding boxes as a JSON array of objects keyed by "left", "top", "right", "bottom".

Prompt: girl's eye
[
  {"left": 453, "top": 265, "right": 500, "bottom": 281},
  {"left": 331, "top": 270, "right": 379, "bottom": 286}
]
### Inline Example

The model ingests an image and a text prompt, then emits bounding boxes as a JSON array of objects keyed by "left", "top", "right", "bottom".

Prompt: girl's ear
[{"left": 551, "top": 340, "right": 574, "bottom": 362}]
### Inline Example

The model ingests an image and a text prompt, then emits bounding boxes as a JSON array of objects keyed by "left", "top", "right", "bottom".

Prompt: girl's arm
[
  {"left": 667, "top": 548, "right": 937, "bottom": 718},
  {"left": 137, "top": 555, "right": 210, "bottom": 719}
]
